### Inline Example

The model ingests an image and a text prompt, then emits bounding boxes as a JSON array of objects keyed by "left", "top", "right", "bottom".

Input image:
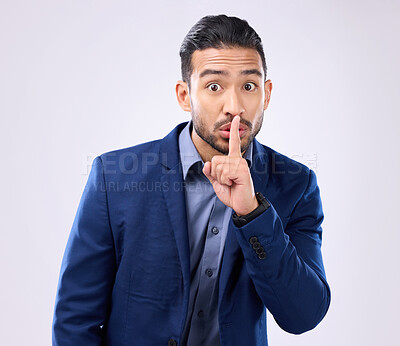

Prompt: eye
[
  {"left": 244, "top": 82, "right": 257, "bottom": 91},
  {"left": 207, "top": 83, "right": 221, "bottom": 92}
]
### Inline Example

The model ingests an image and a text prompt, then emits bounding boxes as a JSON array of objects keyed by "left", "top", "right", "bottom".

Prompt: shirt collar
[{"left": 178, "top": 120, "right": 253, "bottom": 180}]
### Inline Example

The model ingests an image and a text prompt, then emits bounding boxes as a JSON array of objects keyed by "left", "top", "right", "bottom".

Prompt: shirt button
[
  {"left": 205, "top": 268, "right": 213, "bottom": 277},
  {"left": 198, "top": 310, "right": 204, "bottom": 317},
  {"left": 211, "top": 227, "right": 219, "bottom": 235}
]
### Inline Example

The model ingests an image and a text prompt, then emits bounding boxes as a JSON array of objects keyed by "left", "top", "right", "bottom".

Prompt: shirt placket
[{"left": 190, "top": 195, "right": 225, "bottom": 324}]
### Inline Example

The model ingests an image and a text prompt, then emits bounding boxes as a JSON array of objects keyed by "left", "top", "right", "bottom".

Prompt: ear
[
  {"left": 176, "top": 80, "right": 191, "bottom": 112},
  {"left": 263, "top": 79, "right": 273, "bottom": 111}
]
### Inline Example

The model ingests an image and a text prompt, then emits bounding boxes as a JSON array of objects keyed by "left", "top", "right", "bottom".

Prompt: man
[{"left": 53, "top": 14, "right": 330, "bottom": 346}]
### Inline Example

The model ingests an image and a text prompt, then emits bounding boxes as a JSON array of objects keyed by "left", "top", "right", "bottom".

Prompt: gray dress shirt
[{"left": 178, "top": 121, "right": 253, "bottom": 345}]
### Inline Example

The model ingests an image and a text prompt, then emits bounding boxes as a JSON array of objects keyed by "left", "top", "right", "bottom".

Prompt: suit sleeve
[
  {"left": 232, "top": 169, "right": 331, "bottom": 334},
  {"left": 52, "top": 156, "right": 116, "bottom": 345}
]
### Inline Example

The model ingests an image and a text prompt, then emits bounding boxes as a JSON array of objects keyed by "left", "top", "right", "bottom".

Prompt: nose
[{"left": 223, "top": 88, "right": 244, "bottom": 117}]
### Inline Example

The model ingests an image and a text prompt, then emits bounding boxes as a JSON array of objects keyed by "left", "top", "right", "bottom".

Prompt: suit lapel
[{"left": 159, "top": 122, "right": 191, "bottom": 299}]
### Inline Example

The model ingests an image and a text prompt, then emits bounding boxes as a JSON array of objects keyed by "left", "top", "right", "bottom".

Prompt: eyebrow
[{"left": 199, "top": 68, "right": 263, "bottom": 79}]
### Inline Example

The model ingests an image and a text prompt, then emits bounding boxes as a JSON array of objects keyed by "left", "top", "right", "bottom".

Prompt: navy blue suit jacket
[{"left": 53, "top": 122, "right": 331, "bottom": 345}]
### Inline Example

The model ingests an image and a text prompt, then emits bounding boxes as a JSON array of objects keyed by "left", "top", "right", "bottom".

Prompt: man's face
[{"left": 186, "top": 47, "right": 272, "bottom": 158}]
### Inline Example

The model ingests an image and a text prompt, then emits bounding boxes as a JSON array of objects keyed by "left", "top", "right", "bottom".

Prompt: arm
[
  {"left": 52, "top": 156, "right": 116, "bottom": 345},
  {"left": 202, "top": 116, "right": 330, "bottom": 334},
  {"left": 232, "top": 169, "right": 331, "bottom": 334}
]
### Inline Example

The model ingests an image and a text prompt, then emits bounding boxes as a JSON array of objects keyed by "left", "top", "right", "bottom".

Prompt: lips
[
  {"left": 219, "top": 122, "right": 248, "bottom": 139},
  {"left": 219, "top": 122, "right": 247, "bottom": 132}
]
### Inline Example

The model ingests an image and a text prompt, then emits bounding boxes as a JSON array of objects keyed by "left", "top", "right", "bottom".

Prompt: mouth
[{"left": 219, "top": 122, "right": 248, "bottom": 139}]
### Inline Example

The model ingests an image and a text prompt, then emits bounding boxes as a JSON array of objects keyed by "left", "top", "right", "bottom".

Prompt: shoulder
[
  {"left": 254, "top": 141, "right": 316, "bottom": 202},
  {"left": 89, "top": 139, "right": 164, "bottom": 181},
  {"left": 97, "top": 139, "right": 161, "bottom": 167},
  {"left": 99, "top": 139, "right": 161, "bottom": 160},
  {"left": 254, "top": 141, "right": 321, "bottom": 219},
  {"left": 256, "top": 142, "right": 311, "bottom": 181}
]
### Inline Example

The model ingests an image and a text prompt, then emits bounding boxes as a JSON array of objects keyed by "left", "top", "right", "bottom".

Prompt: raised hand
[{"left": 202, "top": 115, "right": 259, "bottom": 216}]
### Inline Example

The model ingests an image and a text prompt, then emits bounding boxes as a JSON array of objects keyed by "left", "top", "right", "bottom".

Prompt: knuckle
[{"left": 212, "top": 156, "right": 221, "bottom": 164}]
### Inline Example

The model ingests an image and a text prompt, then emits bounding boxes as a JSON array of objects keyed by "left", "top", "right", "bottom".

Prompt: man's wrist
[
  {"left": 236, "top": 197, "right": 259, "bottom": 217},
  {"left": 232, "top": 192, "right": 271, "bottom": 227}
]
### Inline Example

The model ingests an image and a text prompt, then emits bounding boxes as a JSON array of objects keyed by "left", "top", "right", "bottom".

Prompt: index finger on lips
[{"left": 228, "top": 115, "right": 242, "bottom": 158}]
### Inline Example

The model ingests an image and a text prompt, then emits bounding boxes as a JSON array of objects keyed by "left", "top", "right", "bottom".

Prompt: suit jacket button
[
  {"left": 258, "top": 252, "right": 267, "bottom": 260},
  {"left": 252, "top": 241, "right": 261, "bottom": 249},
  {"left": 256, "top": 247, "right": 265, "bottom": 254},
  {"left": 249, "top": 236, "right": 258, "bottom": 244},
  {"left": 168, "top": 339, "right": 177, "bottom": 346}
]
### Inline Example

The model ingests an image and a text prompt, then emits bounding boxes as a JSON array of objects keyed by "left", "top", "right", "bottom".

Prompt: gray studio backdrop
[{"left": 1, "top": 0, "right": 399, "bottom": 345}]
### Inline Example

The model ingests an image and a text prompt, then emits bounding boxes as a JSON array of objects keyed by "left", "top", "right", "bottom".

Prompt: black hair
[{"left": 179, "top": 14, "right": 267, "bottom": 90}]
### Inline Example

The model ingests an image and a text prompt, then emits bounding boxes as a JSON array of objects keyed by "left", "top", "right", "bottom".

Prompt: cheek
[
  {"left": 247, "top": 102, "right": 265, "bottom": 127},
  {"left": 245, "top": 101, "right": 262, "bottom": 118},
  {"left": 196, "top": 94, "right": 221, "bottom": 115},
  {"left": 253, "top": 96, "right": 266, "bottom": 113},
  {"left": 250, "top": 94, "right": 264, "bottom": 108}
]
